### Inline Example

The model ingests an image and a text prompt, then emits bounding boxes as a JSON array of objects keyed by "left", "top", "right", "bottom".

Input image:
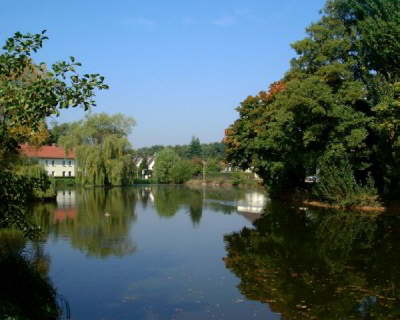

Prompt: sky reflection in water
[
  {"left": 30, "top": 186, "right": 400, "bottom": 320},
  {"left": 31, "top": 186, "right": 275, "bottom": 320}
]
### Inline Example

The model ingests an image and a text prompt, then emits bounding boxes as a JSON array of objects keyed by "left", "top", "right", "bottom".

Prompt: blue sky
[{"left": 1, "top": 0, "right": 326, "bottom": 148}]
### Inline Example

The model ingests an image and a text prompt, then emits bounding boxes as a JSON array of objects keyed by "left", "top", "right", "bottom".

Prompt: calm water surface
[
  {"left": 31, "top": 186, "right": 276, "bottom": 320},
  {"left": 28, "top": 185, "right": 400, "bottom": 319}
]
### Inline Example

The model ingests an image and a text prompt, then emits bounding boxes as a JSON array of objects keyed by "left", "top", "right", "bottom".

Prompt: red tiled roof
[
  {"left": 53, "top": 208, "right": 77, "bottom": 222},
  {"left": 20, "top": 144, "right": 75, "bottom": 159}
]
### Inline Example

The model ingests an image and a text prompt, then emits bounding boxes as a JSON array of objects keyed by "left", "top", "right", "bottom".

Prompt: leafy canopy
[
  {"left": 0, "top": 30, "right": 108, "bottom": 232},
  {"left": 58, "top": 113, "right": 136, "bottom": 186},
  {"left": 154, "top": 148, "right": 194, "bottom": 184},
  {"left": 0, "top": 31, "right": 108, "bottom": 164},
  {"left": 225, "top": 0, "right": 400, "bottom": 198}
]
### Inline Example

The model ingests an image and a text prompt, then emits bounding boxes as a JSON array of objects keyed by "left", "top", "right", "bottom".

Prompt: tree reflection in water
[
  {"left": 152, "top": 185, "right": 259, "bottom": 225},
  {"left": 0, "top": 229, "right": 61, "bottom": 320},
  {"left": 30, "top": 186, "right": 265, "bottom": 258},
  {"left": 153, "top": 186, "right": 204, "bottom": 225},
  {"left": 224, "top": 202, "right": 400, "bottom": 319},
  {"left": 31, "top": 188, "right": 138, "bottom": 258}
]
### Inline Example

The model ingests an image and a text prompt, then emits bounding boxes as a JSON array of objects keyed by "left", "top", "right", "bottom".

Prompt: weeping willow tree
[
  {"left": 59, "top": 113, "right": 136, "bottom": 186},
  {"left": 76, "top": 135, "right": 135, "bottom": 186},
  {"left": 15, "top": 161, "right": 56, "bottom": 199}
]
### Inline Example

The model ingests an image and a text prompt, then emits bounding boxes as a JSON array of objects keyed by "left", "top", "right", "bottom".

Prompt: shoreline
[{"left": 302, "top": 200, "right": 386, "bottom": 213}]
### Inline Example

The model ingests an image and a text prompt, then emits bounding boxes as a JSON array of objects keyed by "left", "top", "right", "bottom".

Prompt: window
[
  {"left": 68, "top": 171, "right": 72, "bottom": 177},
  {"left": 52, "top": 160, "right": 55, "bottom": 166},
  {"left": 45, "top": 160, "right": 48, "bottom": 165},
  {"left": 62, "top": 160, "right": 66, "bottom": 166},
  {"left": 68, "top": 160, "right": 72, "bottom": 166},
  {"left": 62, "top": 171, "right": 65, "bottom": 177},
  {"left": 51, "top": 171, "right": 55, "bottom": 176}
]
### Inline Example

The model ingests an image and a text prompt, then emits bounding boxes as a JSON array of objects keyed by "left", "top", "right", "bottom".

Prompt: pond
[
  {"left": 6, "top": 185, "right": 400, "bottom": 319},
  {"left": 29, "top": 185, "right": 275, "bottom": 320}
]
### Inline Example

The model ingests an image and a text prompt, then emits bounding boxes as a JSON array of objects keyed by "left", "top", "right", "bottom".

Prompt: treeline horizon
[
  {"left": 46, "top": 120, "right": 225, "bottom": 160},
  {"left": 134, "top": 139, "right": 225, "bottom": 160}
]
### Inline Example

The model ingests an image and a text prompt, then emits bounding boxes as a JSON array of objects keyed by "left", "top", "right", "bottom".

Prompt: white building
[
  {"left": 237, "top": 191, "right": 269, "bottom": 214},
  {"left": 20, "top": 144, "right": 76, "bottom": 177},
  {"left": 134, "top": 156, "right": 156, "bottom": 179}
]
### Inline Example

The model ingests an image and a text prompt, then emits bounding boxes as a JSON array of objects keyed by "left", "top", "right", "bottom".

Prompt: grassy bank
[
  {"left": 50, "top": 177, "right": 76, "bottom": 188},
  {"left": 186, "top": 172, "right": 261, "bottom": 187}
]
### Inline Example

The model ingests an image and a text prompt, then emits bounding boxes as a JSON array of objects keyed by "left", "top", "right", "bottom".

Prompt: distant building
[
  {"left": 20, "top": 144, "right": 76, "bottom": 177},
  {"left": 134, "top": 156, "right": 156, "bottom": 179}
]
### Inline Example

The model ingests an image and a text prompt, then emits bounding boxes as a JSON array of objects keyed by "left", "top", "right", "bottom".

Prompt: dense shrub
[
  {"left": 16, "top": 163, "right": 56, "bottom": 200},
  {"left": 313, "top": 159, "right": 380, "bottom": 208},
  {"left": 154, "top": 149, "right": 194, "bottom": 184}
]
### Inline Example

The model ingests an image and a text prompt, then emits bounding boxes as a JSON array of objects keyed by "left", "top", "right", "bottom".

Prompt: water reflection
[
  {"left": 56, "top": 190, "right": 76, "bottom": 209},
  {"left": 32, "top": 188, "right": 138, "bottom": 258},
  {"left": 224, "top": 203, "right": 400, "bottom": 319},
  {"left": 152, "top": 186, "right": 268, "bottom": 224},
  {"left": 29, "top": 186, "right": 275, "bottom": 320},
  {"left": 0, "top": 230, "right": 61, "bottom": 320},
  {"left": 30, "top": 187, "right": 267, "bottom": 257},
  {"left": 237, "top": 191, "right": 269, "bottom": 214},
  {"left": 153, "top": 186, "right": 204, "bottom": 224}
]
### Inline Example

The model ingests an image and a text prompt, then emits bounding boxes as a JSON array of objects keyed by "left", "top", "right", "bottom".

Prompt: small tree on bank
[{"left": 154, "top": 149, "right": 194, "bottom": 184}]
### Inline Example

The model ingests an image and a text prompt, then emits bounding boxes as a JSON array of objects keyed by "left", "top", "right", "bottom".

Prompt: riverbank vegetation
[
  {"left": 0, "top": 30, "right": 107, "bottom": 318},
  {"left": 0, "top": 230, "right": 61, "bottom": 320},
  {"left": 15, "top": 161, "right": 56, "bottom": 200},
  {"left": 186, "top": 172, "right": 259, "bottom": 187},
  {"left": 153, "top": 148, "right": 194, "bottom": 184},
  {"left": 224, "top": 0, "right": 400, "bottom": 208},
  {"left": 149, "top": 140, "right": 261, "bottom": 186},
  {"left": 0, "top": 29, "right": 108, "bottom": 228},
  {"left": 224, "top": 203, "right": 400, "bottom": 319}
]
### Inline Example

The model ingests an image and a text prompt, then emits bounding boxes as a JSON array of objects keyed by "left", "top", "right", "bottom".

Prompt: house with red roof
[{"left": 20, "top": 144, "right": 76, "bottom": 177}]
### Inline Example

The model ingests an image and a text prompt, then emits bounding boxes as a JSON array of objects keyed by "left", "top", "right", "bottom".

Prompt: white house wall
[{"left": 38, "top": 158, "right": 76, "bottom": 177}]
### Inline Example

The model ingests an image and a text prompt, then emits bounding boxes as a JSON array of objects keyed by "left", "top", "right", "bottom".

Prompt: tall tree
[
  {"left": 46, "top": 121, "right": 73, "bottom": 144},
  {"left": 0, "top": 31, "right": 108, "bottom": 232},
  {"left": 58, "top": 113, "right": 136, "bottom": 186},
  {"left": 0, "top": 31, "right": 108, "bottom": 166},
  {"left": 187, "top": 136, "right": 202, "bottom": 159},
  {"left": 153, "top": 148, "right": 193, "bottom": 184},
  {"left": 153, "top": 149, "right": 181, "bottom": 184},
  {"left": 225, "top": 0, "right": 400, "bottom": 199}
]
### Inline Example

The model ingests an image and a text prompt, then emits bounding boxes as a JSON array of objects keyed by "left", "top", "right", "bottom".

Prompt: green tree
[
  {"left": 15, "top": 160, "right": 56, "bottom": 199},
  {"left": 154, "top": 149, "right": 194, "bottom": 184},
  {"left": 136, "top": 142, "right": 225, "bottom": 161},
  {"left": 59, "top": 112, "right": 135, "bottom": 148},
  {"left": 59, "top": 113, "right": 136, "bottom": 186},
  {"left": 225, "top": 0, "right": 400, "bottom": 200},
  {"left": 154, "top": 148, "right": 181, "bottom": 184},
  {"left": 46, "top": 121, "right": 73, "bottom": 144},
  {"left": 170, "top": 159, "right": 194, "bottom": 184},
  {"left": 135, "top": 145, "right": 165, "bottom": 158},
  {"left": 0, "top": 31, "right": 108, "bottom": 166},
  {"left": 0, "top": 31, "right": 108, "bottom": 232},
  {"left": 187, "top": 136, "right": 202, "bottom": 159},
  {"left": 201, "top": 142, "right": 225, "bottom": 159}
]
